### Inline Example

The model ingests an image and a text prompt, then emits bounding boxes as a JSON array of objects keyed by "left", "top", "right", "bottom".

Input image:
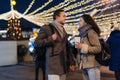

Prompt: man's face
[{"left": 56, "top": 12, "right": 66, "bottom": 25}]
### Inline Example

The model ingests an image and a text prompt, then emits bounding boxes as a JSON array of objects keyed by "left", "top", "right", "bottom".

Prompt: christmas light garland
[
  {"left": 0, "top": 0, "right": 119, "bottom": 34},
  {"left": 23, "top": 0, "right": 35, "bottom": 15},
  {"left": 34, "top": 0, "right": 76, "bottom": 17},
  {"left": 28, "top": 0, "right": 53, "bottom": 15}
]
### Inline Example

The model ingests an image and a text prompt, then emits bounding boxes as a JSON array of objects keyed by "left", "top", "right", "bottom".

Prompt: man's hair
[{"left": 53, "top": 9, "right": 64, "bottom": 20}]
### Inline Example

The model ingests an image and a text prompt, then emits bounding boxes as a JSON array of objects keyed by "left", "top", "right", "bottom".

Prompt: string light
[
  {"left": 23, "top": 0, "right": 35, "bottom": 15},
  {"left": 66, "top": 0, "right": 116, "bottom": 16},
  {"left": 0, "top": 0, "right": 119, "bottom": 34},
  {"left": 65, "top": 3, "right": 120, "bottom": 22},
  {"left": 37, "top": 0, "right": 93, "bottom": 17},
  {"left": 38, "top": 0, "right": 117, "bottom": 21},
  {"left": 28, "top": 0, "right": 53, "bottom": 15},
  {"left": 33, "top": 0, "right": 76, "bottom": 16},
  {"left": 11, "top": 0, "right": 16, "bottom": 6},
  {"left": 64, "top": 0, "right": 93, "bottom": 11}
]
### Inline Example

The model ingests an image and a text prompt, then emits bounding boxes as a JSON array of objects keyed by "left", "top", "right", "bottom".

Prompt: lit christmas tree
[{"left": 7, "top": 18, "right": 22, "bottom": 39}]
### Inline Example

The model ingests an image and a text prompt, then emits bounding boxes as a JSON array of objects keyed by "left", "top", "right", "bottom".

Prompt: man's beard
[{"left": 60, "top": 21, "right": 65, "bottom": 25}]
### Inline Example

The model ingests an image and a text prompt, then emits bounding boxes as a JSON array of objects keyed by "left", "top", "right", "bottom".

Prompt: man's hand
[
  {"left": 70, "top": 65, "right": 77, "bottom": 71},
  {"left": 52, "top": 33, "right": 57, "bottom": 41}
]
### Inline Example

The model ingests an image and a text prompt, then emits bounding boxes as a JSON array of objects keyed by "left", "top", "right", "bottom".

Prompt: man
[{"left": 35, "top": 9, "right": 68, "bottom": 80}]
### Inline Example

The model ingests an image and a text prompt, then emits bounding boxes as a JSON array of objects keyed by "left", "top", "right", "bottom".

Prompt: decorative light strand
[
  {"left": 28, "top": 0, "right": 53, "bottom": 15},
  {"left": 37, "top": 0, "right": 93, "bottom": 17},
  {"left": 66, "top": 0, "right": 116, "bottom": 16},
  {"left": 64, "top": 0, "right": 94, "bottom": 11},
  {"left": 39, "top": 0, "right": 116, "bottom": 19},
  {"left": 34, "top": 0, "right": 76, "bottom": 17},
  {"left": 66, "top": 3, "right": 120, "bottom": 21},
  {"left": 23, "top": 0, "right": 35, "bottom": 15}
]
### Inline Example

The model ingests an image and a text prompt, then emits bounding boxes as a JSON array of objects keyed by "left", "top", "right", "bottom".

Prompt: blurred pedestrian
[
  {"left": 107, "top": 27, "right": 120, "bottom": 80},
  {"left": 33, "top": 46, "right": 46, "bottom": 80}
]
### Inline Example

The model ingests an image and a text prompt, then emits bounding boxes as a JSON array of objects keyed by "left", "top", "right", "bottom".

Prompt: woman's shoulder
[
  {"left": 88, "top": 29, "right": 98, "bottom": 36},
  {"left": 87, "top": 29, "right": 100, "bottom": 40}
]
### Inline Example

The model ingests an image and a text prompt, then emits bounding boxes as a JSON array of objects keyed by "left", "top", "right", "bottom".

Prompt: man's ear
[{"left": 56, "top": 15, "right": 60, "bottom": 20}]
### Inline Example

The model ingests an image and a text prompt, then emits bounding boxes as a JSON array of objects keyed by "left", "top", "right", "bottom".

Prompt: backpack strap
[{"left": 48, "top": 23, "right": 55, "bottom": 57}]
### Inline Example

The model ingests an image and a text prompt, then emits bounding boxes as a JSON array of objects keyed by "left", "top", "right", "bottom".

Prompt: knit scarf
[
  {"left": 78, "top": 24, "right": 92, "bottom": 38},
  {"left": 51, "top": 21, "right": 65, "bottom": 38}
]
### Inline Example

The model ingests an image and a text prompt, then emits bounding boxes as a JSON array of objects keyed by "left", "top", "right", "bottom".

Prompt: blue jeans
[{"left": 82, "top": 67, "right": 100, "bottom": 80}]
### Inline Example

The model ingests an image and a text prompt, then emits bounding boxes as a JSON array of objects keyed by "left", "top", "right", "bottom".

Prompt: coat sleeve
[
  {"left": 34, "top": 25, "right": 54, "bottom": 48},
  {"left": 81, "top": 30, "right": 101, "bottom": 54}
]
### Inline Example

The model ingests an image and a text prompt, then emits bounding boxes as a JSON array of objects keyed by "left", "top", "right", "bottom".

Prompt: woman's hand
[{"left": 75, "top": 42, "right": 82, "bottom": 49}]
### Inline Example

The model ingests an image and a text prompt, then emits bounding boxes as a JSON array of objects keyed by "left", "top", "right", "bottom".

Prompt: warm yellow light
[
  {"left": 102, "top": 0, "right": 109, "bottom": 3},
  {"left": 11, "top": 0, "right": 16, "bottom": 6}
]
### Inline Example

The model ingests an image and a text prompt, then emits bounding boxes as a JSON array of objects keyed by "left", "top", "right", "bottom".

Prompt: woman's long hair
[{"left": 81, "top": 14, "right": 101, "bottom": 35}]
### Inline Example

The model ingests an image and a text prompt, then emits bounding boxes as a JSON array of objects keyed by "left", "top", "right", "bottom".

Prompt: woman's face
[{"left": 79, "top": 17, "right": 87, "bottom": 28}]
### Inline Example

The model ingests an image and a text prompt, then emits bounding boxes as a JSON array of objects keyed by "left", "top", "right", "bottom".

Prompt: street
[{"left": 0, "top": 62, "right": 115, "bottom": 80}]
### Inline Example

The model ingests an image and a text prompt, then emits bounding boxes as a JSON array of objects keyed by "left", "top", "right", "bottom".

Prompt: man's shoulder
[
  {"left": 39, "top": 24, "right": 50, "bottom": 31},
  {"left": 42, "top": 24, "right": 50, "bottom": 29},
  {"left": 40, "top": 23, "right": 53, "bottom": 33}
]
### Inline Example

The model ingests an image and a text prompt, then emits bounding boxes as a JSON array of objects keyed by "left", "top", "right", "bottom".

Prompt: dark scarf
[{"left": 78, "top": 24, "right": 92, "bottom": 38}]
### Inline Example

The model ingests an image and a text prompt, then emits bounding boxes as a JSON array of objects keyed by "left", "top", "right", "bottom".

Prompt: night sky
[
  {"left": 0, "top": 0, "right": 65, "bottom": 30},
  {"left": 0, "top": 0, "right": 119, "bottom": 31}
]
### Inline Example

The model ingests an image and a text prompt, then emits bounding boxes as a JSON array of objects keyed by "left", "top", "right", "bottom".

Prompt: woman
[
  {"left": 107, "top": 27, "right": 120, "bottom": 80},
  {"left": 75, "top": 14, "right": 101, "bottom": 80}
]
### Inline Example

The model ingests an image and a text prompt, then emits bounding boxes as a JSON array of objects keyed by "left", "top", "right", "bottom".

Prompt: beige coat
[{"left": 78, "top": 29, "right": 101, "bottom": 69}]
